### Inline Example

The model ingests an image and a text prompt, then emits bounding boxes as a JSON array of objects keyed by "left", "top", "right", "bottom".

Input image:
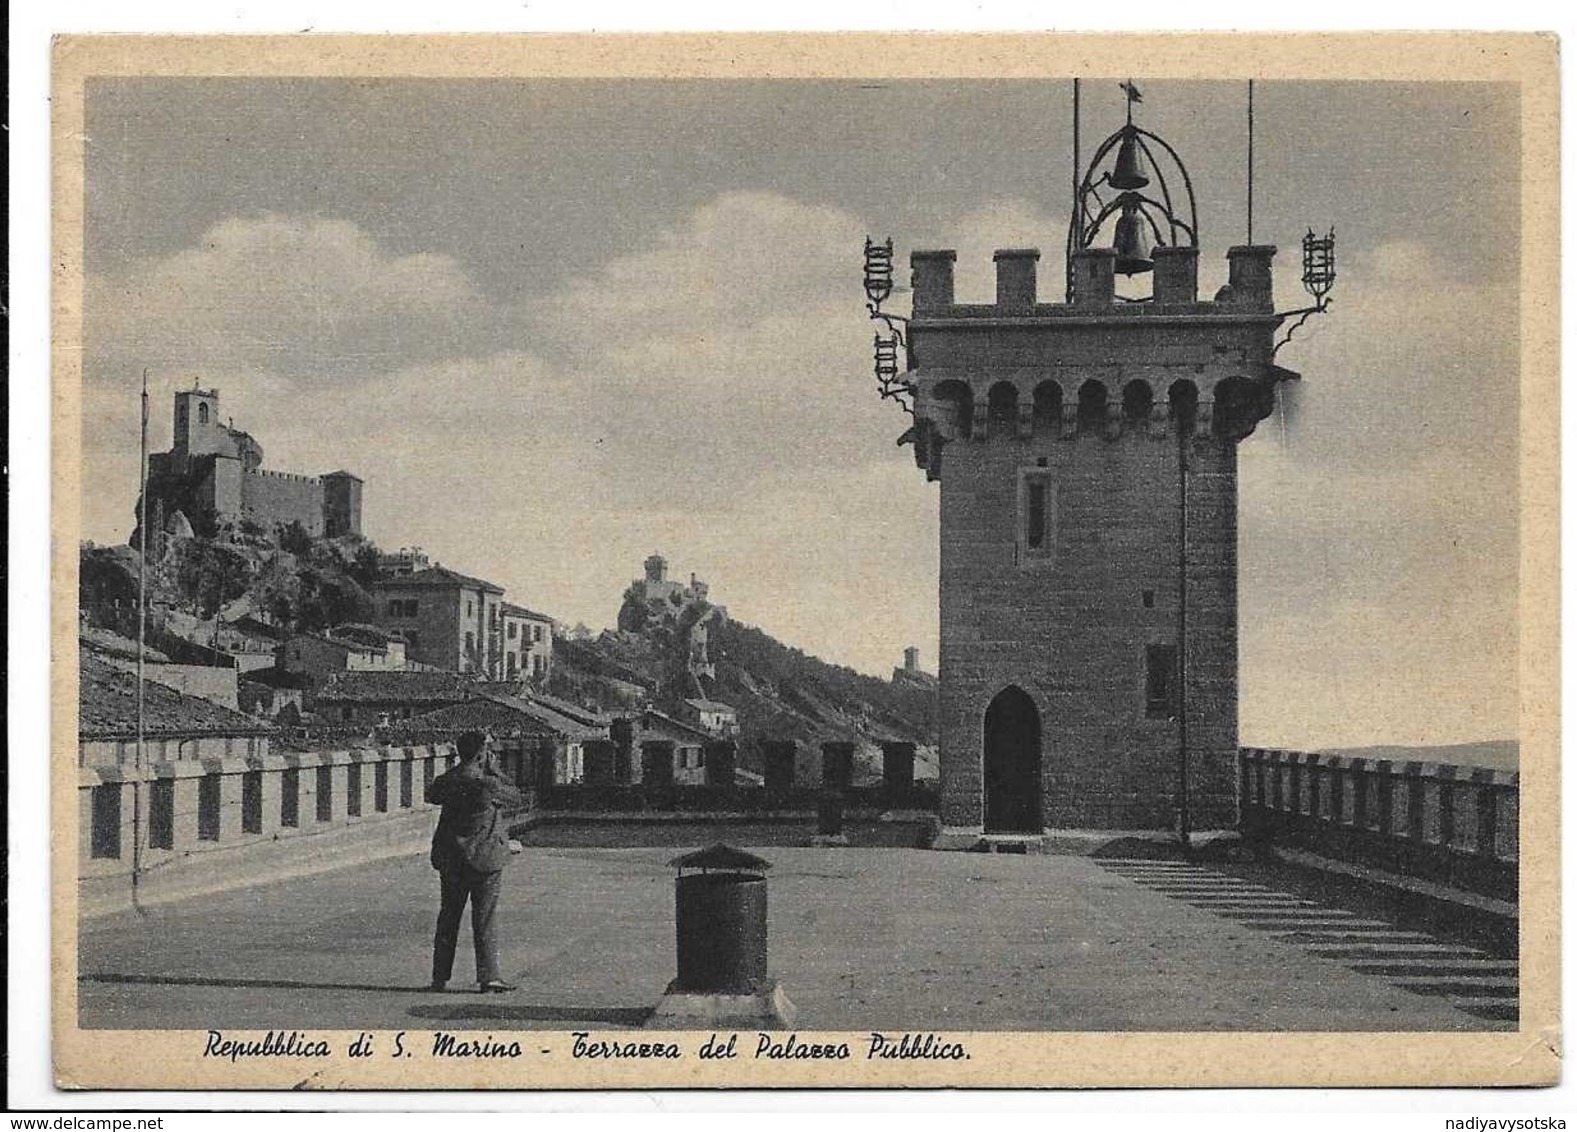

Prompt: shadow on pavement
[
  {"left": 1087, "top": 836, "right": 1190, "bottom": 860},
  {"left": 83, "top": 972, "right": 447, "bottom": 995},
  {"left": 406, "top": 1002, "right": 653, "bottom": 1026}
]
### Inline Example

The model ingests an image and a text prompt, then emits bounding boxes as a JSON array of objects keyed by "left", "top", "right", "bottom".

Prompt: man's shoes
[
  {"left": 478, "top": 980, "right": 517, "bottom": 994},
  {"left": 429, "top": 979, "right": 447, "bottom": 991}
]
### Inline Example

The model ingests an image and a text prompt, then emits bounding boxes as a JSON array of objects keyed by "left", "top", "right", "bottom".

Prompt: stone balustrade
[
  {"left": 1238, "top": 747, "right": 1517, "bottom": 901},
  {"left": 79, "top": 742, "right": 458, "bottom": 916}
]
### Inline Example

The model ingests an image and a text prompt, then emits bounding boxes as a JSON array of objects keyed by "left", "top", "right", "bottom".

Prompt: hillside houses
[
  {"left": 390, "top": 688, "right": 607, "bottom": 788},
  {"left": 680, "top": 697, "right": 738, "bottom": 737},
  {"left": 500, "top": 602, "right": 554, "bottom": 683},
  {"left": 372, "top": 565, "right": 557, "bottom": 684},
  {"left": 634, "top": 708, "right": 716, "bottom": 786},
  {"left": 313, "top": 670, "right": 474, "bottom": 726}
]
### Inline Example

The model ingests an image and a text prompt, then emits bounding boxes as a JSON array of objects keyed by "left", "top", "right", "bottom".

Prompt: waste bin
[{"left": 671, "top": 844, "right": 771, "bottom": 994}]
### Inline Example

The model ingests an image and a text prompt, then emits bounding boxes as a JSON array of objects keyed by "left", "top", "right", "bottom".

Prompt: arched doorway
[{"left": 983, "top": 686, "right": 1042, "bottom": 833}]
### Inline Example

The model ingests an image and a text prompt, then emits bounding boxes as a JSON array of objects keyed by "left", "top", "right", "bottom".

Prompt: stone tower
[
  {"left": 171, "top": 387, "right": 226, "bottom": 459},
  {"left": 897, "top": 95, "right": 1306, "bottom": 835},
  {"left": 321, "top": 470, "right": 364, "bottom": 538}
]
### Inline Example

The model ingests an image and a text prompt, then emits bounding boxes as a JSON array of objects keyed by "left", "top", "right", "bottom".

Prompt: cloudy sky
[{"left": 79, "top": 77, "right": 1520, "bottom": 748}]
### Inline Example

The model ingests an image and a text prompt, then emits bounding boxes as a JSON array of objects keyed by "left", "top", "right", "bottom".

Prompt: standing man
[{"left": 427, "top": 730, "right": 523, "bottom": 993}]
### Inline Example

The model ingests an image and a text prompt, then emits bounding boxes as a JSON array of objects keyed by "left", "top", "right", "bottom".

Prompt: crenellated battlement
[
  {"left": 911, "top": 244, "right": 1278, "bottom": 317},
  {"left": 246, "top": 468, "right": 322, "bottom": 485},
  {"left": 903, "top": 244, "right": 1291, "bottom": 483}
]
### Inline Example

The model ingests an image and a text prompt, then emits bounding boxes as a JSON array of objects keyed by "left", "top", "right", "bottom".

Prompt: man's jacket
[{"left": 426, "top": 761, "right": 524, "bottom": 873}]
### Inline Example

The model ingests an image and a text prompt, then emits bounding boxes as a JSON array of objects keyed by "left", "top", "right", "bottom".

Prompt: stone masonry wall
[
  {"left": 242, "top": 468, "right": 327, "bottom": 537},
  {"left": 937, "top": 420, "right": 1238, "bottom": 830}
]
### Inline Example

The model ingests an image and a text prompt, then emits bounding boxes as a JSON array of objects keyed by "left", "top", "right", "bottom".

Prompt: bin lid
[{"left": 670, "top": 843, "right": 772, "bottom": 873}]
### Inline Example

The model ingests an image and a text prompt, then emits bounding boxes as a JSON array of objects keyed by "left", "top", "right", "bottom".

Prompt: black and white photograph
[{"left": 47, "top": 32, "right": 1559, "bottom": 1090}]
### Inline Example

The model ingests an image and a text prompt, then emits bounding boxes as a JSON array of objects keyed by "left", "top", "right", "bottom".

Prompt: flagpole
[
  {"left": 1068, "top": 77, "right": 1081, "bottom": 303},
  {"left": 1247, "top": 79, "right": 1256, "bottom": 245}
]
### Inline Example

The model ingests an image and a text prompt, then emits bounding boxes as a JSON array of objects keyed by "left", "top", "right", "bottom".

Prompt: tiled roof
[
  {"left": 475, "top": 689, "right": 606, "bottom": 742},
  {"left": 78, "top": 653, "right": 274, "bottom": 740},
  {"left": 372, "top": 566, "right": 503, "bottom": 594},
  {"left": 327, "top": 623, "right": 397, "bottom": 648},
  {"left": 640, "top": 708, "right": 714, "bottom": 745},
  {"left": 390, "top": 691, "right": 605, "bottom": 743},
  {"left": 524, "top": 689, "right": 610, "bottom": 728},
  {"left": 316, "top": 670, "right": 473, "bottom": 704},
  {"left": 389, "top": 700, "right": 558, "bottom": 740},
  {"left": 683, "top": 697, "right": 736, "bottom": 713},
  {"left": 80, "top": 626, "right": 170, "bottom": 664},
  {"left": 500, "top": 602, "right": 554, "bottom": 622}
]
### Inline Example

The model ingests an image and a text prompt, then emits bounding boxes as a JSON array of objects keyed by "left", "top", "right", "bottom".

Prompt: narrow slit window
[{"left": 1019, "top": 471, "right": 1055, "bottom": 562}]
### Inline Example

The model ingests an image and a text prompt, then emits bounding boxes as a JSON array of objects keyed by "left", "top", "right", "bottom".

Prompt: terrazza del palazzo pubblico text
[{"left": 72, "top": 81, "right": 1522, "bottom": 1039}]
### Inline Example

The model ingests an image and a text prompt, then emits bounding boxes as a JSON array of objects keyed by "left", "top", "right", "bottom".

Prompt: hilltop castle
[
  {"left": 138, "top": 386, "right": 362, "bottom": 542},
  {"left": 617, "top": 553, "right": 726, "bottom": 682}
]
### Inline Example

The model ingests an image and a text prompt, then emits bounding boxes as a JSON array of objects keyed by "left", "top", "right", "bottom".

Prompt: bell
[
  {"left": 1110, "top": 132, "right": 1150, "bottom": 191},
  {"left": 1113, "top": 206, "right": 1153, "bottom": 276}
]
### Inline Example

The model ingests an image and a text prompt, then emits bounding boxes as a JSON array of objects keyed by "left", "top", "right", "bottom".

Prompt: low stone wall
[
  {"left": 78, "top": 742, "right": 458, "bottom": 917},
  {"left": 511, "top": 811, "right": 941, "bottom": 849},
  {"left": 1238, "top": 748, "right": 1517, "bottom": 901},
  {"left": 534, "top": 782, "right": 940, "bottom": 814}
]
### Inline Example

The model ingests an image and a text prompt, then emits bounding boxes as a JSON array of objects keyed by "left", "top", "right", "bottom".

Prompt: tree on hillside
[
  {"left": 350, "top": 543, "right": 383, "bottom": 589},
  {"left": 171, "top": 539, "right": 255, "bottom": 618},
  {"left": 277, "top": 520, "right": 313, "bottom": 556},
  {"left": 293, "top": 568, "right": 374, "bottom": 632}
]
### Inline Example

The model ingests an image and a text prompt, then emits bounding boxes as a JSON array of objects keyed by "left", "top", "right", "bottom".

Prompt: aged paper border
[{"left": 50, "top": 31, "right": 1561, "bottom": 1090}]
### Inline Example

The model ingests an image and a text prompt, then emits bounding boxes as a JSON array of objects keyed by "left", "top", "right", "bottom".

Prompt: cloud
[
  {"left": 84, "top": 213, "right": 504, "bottom": 384},
  {"left": 1234, "top": 238, "right": 1519, "bottom": 745}
]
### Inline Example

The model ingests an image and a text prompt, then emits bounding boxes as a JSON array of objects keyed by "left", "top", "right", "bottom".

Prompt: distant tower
[
  {"left": 171, "top": 387, "right": 226, "bottom": 460},
  {"left": 321, "top": 470, "right": 363, "bottom": 538},
  {"left": 894, "top": 86, "right": 1308, "bottom": 835},
  {"left": 904, "top": 646, "right": 920, "bottom": 672},
  {"left": 645, "top": 554, "right": 668, "bottom": 584}
]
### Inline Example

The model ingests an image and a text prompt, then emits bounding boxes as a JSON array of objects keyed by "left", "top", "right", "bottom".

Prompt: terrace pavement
[{"left": 77, "top": 844, "right": 1509, "bottom": 1032}]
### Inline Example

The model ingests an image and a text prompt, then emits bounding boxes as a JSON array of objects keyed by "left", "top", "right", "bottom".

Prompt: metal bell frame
[{"left": 1068, "top": 120, "right": 1200, "bottom": 297}]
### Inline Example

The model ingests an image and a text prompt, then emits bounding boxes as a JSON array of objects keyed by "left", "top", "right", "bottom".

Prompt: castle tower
[
  {"left": 645, "top": 553, "right": 668, "bottom": 584},
  {"left": 321, "top": 470, "right": 363, "bottom": 538},
  {"left": 171, "top": 387, "right": 226, "bottom": 460},
  {"left": 893, "top": 88, "right": 1316, "bottom": 835}
]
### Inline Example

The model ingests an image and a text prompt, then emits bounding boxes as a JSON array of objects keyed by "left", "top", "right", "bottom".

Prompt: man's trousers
[{"left": 432, "top": 863, "right": 504, "bottom": 985}]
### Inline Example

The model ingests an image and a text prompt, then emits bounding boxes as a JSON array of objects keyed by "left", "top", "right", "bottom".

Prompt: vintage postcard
[{"left": 51, "top": 32, "right": 1559, "bottom": 1090}]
